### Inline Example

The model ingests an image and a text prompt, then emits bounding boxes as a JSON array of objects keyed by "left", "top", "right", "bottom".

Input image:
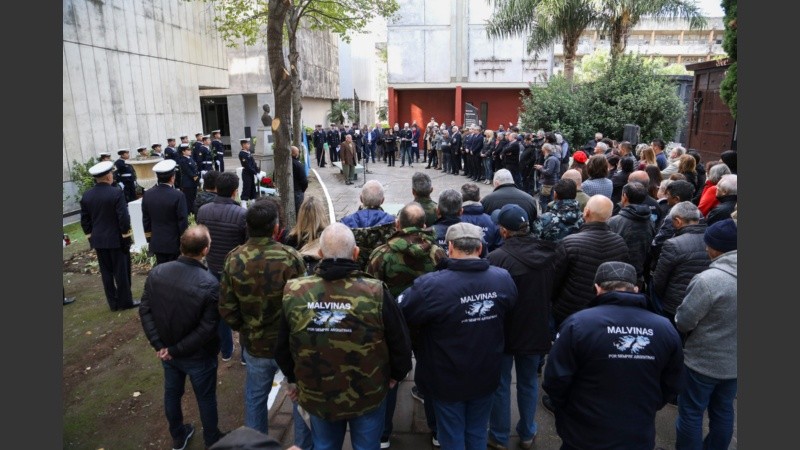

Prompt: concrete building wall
[
  {"left": 303, "top": 99, "right": 333, "bottom": 128},
  {"left": 63, "top": 0, "right": 229, "bottom": 213}
]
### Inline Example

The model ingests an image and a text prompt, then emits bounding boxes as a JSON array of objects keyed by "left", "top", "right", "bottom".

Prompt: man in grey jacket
[{"left": 675, "top": 218, "right": 737, "bottom": 450}]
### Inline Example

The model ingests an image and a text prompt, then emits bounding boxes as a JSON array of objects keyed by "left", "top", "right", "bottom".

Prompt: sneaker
[
  {"left": 172, "top": 423, "right": 194, "bottom": 450},
  {"left": 410, "top": 385, "right": 424, "bottom": 404},
  {"left": 487, "top": 438, "right": 508, "bottom": 449},
  {"left": 518, "top": 435, "right": 536, "bottom": 449},
  {"left": 541, "top": 394, "right": 555, "bottom": 415},
  {"left": 380, "top": 438, "right": 391, "bottom": 448},
  {"left": 431, "top": 433, "right": 440, "bottom": 447}
]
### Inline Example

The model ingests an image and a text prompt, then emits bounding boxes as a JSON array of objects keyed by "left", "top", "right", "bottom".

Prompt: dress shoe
[
  {"left": 63, "top": 297, "right": 76, "bottom": 305},
  {"left": 120, "top": 299, "right": 141, "bottom": 310}
]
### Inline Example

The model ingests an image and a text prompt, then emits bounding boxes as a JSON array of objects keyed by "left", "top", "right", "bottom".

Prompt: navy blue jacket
[
  {"left": 543, "top": 290, "right": 685, "bottom": 450},
  {"left": 399, "top": 258, "right": 517, "bottom": 402},
  {"left": 460, "top": 202, "right": 502, "bottom": 252},
  {"left": 211, "top": 140, "right": 225, "bottom": 171},
  {"left": 80, "top": 182, "right": 131, "bottom": 249},
  {"left": 178, "top": 154, "right": 199, "bottom": 189},
  {"left": 431, "top": 216, "right": 462, "bottom": 256},
  {"left": 141, "top": 183, "right": 189, "bottom": 255}
]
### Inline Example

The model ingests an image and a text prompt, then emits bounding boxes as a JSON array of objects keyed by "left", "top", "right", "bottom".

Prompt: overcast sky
[{"left": 697, "top": 0, "right": 725, "bottom": 17}]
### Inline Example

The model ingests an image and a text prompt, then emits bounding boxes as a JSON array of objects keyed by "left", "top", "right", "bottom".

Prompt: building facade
[
  {"left": 387, "top": 0, "right": 552, "bottom": 130},
  {"left": 553, "top": 17, "right": 726, "bottom": 73},
  {"left": 63, "top": 0, "right": 229, "bottom": 213}
]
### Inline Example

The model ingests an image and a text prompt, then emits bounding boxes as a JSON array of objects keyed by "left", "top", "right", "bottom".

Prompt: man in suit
[
  {"left": 291, "top": 146, "right": 309, "bottom": 215},
  {"left": 367, "top": 122, "right": 382, "bottom": 164},
  {"left": 312, "top": 124, "right": 327, "bottom": 167},
  {"left": 80, "top": 160, "right": 138, "bottom": 311},
  {"left": 142, "top": 159, "right": 189, "bottom": 265},
  {"left": 178, "top": 143, "right": 200, "bottom": 211},
  {"left": 450, "top": 126, "right": 463, "bottom": 175},
  {"left": 211, "top": 130, "right": 225, "bottom": 172},
  {"left": 114, "top": 149, "right": 137, "bottom": 202},
  {"left": 327, "top": 123, "right": 340, "bottom": 163},
  {"left": 239, "top": 138, "right": 259, "bottom": 201}
]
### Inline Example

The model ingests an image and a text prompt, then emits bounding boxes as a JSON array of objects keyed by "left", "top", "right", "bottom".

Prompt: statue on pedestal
[{"left": 261, "top": 104, "right": 273, "bottom": 128}]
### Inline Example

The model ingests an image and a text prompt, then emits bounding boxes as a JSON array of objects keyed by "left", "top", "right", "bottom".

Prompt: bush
[
  {"left": 520, "top": 54, "right": 684, "bottom": 146},
  {"left": 69, "top": 157, "right": 98, "bottom": 203}
]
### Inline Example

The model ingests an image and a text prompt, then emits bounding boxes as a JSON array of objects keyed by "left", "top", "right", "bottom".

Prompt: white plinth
[{"left": 127, "top": 199, "right": 147, "bottom": 253}]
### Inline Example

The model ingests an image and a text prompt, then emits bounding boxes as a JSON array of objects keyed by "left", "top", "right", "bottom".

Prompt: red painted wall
[
  {"left": 393, "top": 89, "right": 457, "bottom": 129},
  {"left": 462, "top": 88, "right": 527, "bottom": 130},
  {"left": 390, "top": 88, "right": 528, "bottom": 132}
]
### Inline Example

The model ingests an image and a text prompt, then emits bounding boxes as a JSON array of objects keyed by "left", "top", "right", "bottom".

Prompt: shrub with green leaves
[
  {"left": 520, "top": 54, "right": 684, "bottom": 146},
  {"left": 69, "top": 157, "right": 98, "bottom": 203}
]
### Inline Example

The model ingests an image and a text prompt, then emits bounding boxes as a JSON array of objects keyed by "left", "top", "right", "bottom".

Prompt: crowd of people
[{"left": 77, "top": 120, "right": 737, "bottom": 450}]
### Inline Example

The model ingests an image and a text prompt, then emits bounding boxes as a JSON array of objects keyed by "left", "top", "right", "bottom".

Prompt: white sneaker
[
  {"left": 380, "top": 438, "right": 391, "bottom": 448},
  {"left": 431, "top": 434, "right": 440, "bottom": 447}
]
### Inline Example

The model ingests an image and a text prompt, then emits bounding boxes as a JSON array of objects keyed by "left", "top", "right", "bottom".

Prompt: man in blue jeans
[
  {"left": 275, "top": 223, "right": 412, "bottom": 450},
  {"left": 139, "top": 225, "right": 225, "bottom": 449},
  {"left": 219, "top": 199, "right": 306, "bottom": 434},
  {"left": 675, "top": 219, "right": 737, "bottom": 450},
  {"left": 486, "top": 205, "right": 556, "bottom": 449},
  {"left": 399, "top": 223, "right": 517, "bottom": 450}
]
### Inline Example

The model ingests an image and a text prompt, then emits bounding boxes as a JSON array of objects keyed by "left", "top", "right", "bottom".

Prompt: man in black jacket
[
  {"left": 608, "top": 182, "right": 655, "bottom": 286},
  {"left": 80, "top": 160, "right": 137, "bottom": 311},
  {"left": 197, "top": 172, "right": 248, "bottom": 363},
  {"left": 142, "top": 159, "right": 189, "bottom": 265},
  {"left": 326, "top": 123, "right": 340, "bottom": 163},
  {"left": 178, "top": 143, "right": 199, "bottom": 210},
  {"left": 139, "top": 225, "right": 226, "bottom": 450},
  {"left": 480, "top": 169, "right": 538, "bottom": 223},
  {"left": 312, "top": 124, "right": 327, "bottom": 167},
  {"left": 487, "top": 204, "right": 556, "bottom": 450},
  {"left": 543, "top": 261, "right": 684, "bottom": 450}
]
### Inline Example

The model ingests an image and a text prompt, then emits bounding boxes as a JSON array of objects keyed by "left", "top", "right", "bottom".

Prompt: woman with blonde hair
[
  {"left": 482, "top": 129, "right": 496, "bottom": 184},
  {"left": 637, "top": 146, "right": 657, "bottom": 171},
  {"left": 677, "top": 153, "right": 698, "bottom": 189},
  {"left": 284, "top": 196, "right": 329, "bottom": 250}
]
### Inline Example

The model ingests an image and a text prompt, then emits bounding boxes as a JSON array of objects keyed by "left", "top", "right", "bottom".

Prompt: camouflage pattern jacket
[
  {"left": 533, "top": 199, "right": 584, "bottom": 242},
  {"left": 219, "top": 236, "right": 306, "bottom": 358},
  {"left": 413, "top": 195, "right": 438, "bottom": 229},
  {"left": 341, "top": 208, "right": 397, "bottom": 270},
  {"left": 366, "top": 227, "right": 446, "bottom": 298},
  {"left": 276, "top": 258, "right": 412, "bottom": 421}
]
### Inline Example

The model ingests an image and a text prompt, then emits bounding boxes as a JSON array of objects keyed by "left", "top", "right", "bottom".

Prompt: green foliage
[
  {"left": 720, "top": 0, "right": 737, "bottom": 118},
  {"left": 520, "top": 55, "right": 684, "bottom": 146},
  {"left": 69, "top": 157, "right": 98, "bottom": 203},
  {"left": 377, "top": 105, "right": 388, "bottom": 121},
  {"left": 327, "top": 100, "right": 355, "bottom": 125},
  {"left": 577, "top": 49, "right": 689, "bottom": 82}
]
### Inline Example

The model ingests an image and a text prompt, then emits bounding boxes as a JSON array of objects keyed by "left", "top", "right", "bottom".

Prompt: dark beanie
[{"left": 704, "top": 218, "right": 737, "bottom": 253}]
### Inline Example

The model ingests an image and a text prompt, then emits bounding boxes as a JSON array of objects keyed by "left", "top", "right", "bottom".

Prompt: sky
[{"left": 697, "top": 0, "right": 725, "bottom": 17}]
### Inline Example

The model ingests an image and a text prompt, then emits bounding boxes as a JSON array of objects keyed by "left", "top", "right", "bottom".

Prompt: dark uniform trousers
[
  {"left": 96, "top": 247, "right": 133, "bottom": 311},
  {"left": 154, "top": 252, "right": 179, "bottom": 266}
]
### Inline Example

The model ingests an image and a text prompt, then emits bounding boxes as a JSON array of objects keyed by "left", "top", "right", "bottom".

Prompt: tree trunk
[
  {"left": 268, "top": 0, "right": 296, "bottom": 226},
  {"left": 287, "top": 11, "right": 303, "bottom": 150},
  {"left": 562, "top": 37, "right": 578, "bottom": 83},
  {"left": 610, "top": 19, "right": 630, "bottom": 64}
]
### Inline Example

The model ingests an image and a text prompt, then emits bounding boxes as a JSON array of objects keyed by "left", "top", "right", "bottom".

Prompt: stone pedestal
[
  {"left": 126, "top": 158, "right": 162, "bottom": 190},
  {"left": 127, "top": 199, "right": 147, "bottom": 253},
  {"left": 255, "top": 127, "right": 275, "bottom": 177}
]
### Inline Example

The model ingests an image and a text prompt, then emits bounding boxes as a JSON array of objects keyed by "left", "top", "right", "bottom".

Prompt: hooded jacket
[
  {"left": 608, "top": 203, "right": 656, "bottom": 278},
  {"left": 460, "top": 201, "right": 503, "bottom": 252},
  {"left": 676, "top": 250, "right": 737, "bottom": 380},
  {"left": 487, "top": 235, "right": 556, "bottom": 355},
  {"left": 533, "top": 199, "right": 584, "bottom": 242},
  {"left": 543, "top": 290, "right": 685, "bottom": 450}
]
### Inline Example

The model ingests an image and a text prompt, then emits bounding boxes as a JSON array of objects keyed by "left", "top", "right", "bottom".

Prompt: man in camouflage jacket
[
  {"left": 275, "top": 223, "right": 412, "bottom": 450},
  {"left": 533, "top": 178, "right": 584, "bottom": 242},
  {"left": 219, "top": 199, "right": 306, "bottom": 434},
  {"left": 366, "top": 202, "right": 446, "bottom": 446},
  {"left": 340, "top": 180, "right": 398, "bottom": 270}
]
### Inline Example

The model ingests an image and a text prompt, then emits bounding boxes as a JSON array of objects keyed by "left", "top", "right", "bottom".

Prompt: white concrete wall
[
  {"left": 303, "top": 98, "right": 334, "bottom": 128},
  {"left": 387, "top": 0, "right": 550, "bottom": 86},
  {"left": 63, "top": 0, "right": 229, "bottom": 212}
]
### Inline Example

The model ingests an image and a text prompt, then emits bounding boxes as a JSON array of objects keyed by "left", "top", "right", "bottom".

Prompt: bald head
[
  {"left": 320, "top": 223, "right": 357, "bottom": 259},
  {"left": 562, "top": 169, "right": 583, "bottom": 189},
  {"left": 180, "top": 224, "right": 211, "bottom": 258},
  {"left": 291, "top": 146, "right": 300, "bottom": 158},
  {"left": 628, "top": 170, "right": 650, "bottom": 186},
  {"left": 397, "top": 202, "right": 426, "bottom": 229},
  {"left": 360, "top": 180, "right": 385, "bottom": 208},
  {"left": 583, "top": 195, "right": 613, "bottom": 223}
]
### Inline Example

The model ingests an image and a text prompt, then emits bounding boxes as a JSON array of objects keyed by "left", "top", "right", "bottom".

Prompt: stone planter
[{"left": 126, "top": 157, "right": 163, "bottom": 189}]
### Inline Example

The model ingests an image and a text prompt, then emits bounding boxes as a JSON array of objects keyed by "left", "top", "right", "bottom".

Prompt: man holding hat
[
  {"left": 178, "top": 143, "right": 200, "bottom": 210},
  {"left": 114, "top": 149, "right": 137, "bottom": 202},
  {"left": 543, "top": 261, "right": 685, "bottom": 450},
  {"left": 399, "top": 222, "right": 517, "bottom": 450},
  {"left": 142, "top": 159, "right": 189, "bottom": 265},
  {"left": 239, "top": 138, "right": 259, "bottom": 201},
  {"left": 675, "top": 218, "right": 737, "bottom": 450},
  {"left": 486, "top": 204, "right": 556, "bottom": 450},
  {"left": 211, "top": 130, "right": 225, "bottom": 172},
  {"left": 80, "top": 160, "right": 138, "bottom": 311}
]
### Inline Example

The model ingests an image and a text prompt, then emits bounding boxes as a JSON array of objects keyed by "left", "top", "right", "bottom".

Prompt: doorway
[{"left": 200, "top": 97, "right": 231, "bottom": 155}]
